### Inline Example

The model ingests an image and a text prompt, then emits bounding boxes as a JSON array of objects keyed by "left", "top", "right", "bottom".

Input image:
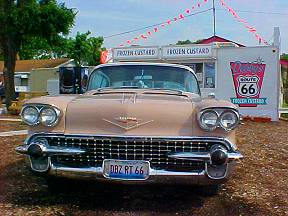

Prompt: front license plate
[{"left": 103, "top": 160, "right": 150, "bottom": 180}]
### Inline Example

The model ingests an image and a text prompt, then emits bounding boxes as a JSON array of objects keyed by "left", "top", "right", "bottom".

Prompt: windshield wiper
[
  {"left": 96, "top": 87, "right": 184, "bottom": 95},
  {"left": 97, "top": 86, "right": 140, "bottom": 91},
  {"left": 147, "top": 88, "right": 184, "bottom": 95}
]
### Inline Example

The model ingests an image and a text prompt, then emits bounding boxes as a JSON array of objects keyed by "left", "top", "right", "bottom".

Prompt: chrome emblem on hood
[{"left": 103, "top": 117, "right": 154, "bottom": 130}]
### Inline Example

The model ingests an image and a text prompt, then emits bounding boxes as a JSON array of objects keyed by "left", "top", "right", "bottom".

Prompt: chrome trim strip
[
  {"left": 226, "top": 152, "right": 244, "bottom": 161},
  {"left": 50, "top": 164, "right": 205, "bottom": 177},
  {"left": 42, "top": 146, "right": 86, "bottom": 156},
  {"left": 103, "top": 118, "right": 154, "bottom": 131},
  {"left": 168, "top": 152, "right": 211, "bottom": 161},
  {"left": 48, "top": 163, "right": 234, "bottom": 184},
  {"left": 15, "top": 145, "right": 29, "bottom": 154},
  {"left": 24, "top": 133, "right": 237, "bottom": 151},
  {"left": 15, "top": 144, "right": 85, "bottom": 156},
  {"left": 168, "top": 152, "right": 243, "bottom": 162}
]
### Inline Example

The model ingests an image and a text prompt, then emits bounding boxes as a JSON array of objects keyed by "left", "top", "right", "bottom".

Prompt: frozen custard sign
[
  {"left": 230, "top": 60, "right": 267, "bottom": 107},
  {"left": 162, "top": 45, "right": 211, "bottom": 59},
  {"left": 114, "top": 47, "right": 159, "bottom": 60}
]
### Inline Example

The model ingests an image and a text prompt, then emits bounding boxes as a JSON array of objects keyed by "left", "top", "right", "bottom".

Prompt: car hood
[{"left": 65, "top": 92, "right": 195, "bottom": 136}]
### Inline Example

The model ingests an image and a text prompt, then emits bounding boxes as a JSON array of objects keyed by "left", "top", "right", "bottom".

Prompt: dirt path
[{"left": 0, "top": 121, "right": 287, "bottom": 216}]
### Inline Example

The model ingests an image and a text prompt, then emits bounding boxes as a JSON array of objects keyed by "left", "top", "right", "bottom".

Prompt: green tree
[
  {"left": 19, "top": 35, "right": 70, "bottom": 60},
  {"left": 176, "top": 40, "right": 193, "bottom": 45},
  {"left": 0, "top": 0, "right": 75, "bottom": 108},
  {"left": 67, "top": 31, "right": 104, "bottom": 66},
  {"left": 281, "top": 53, "right": 288, "bottom": 61},
  {"left": 86, "top": 36, "right": 104, "bottom": 66},
  {"left": 19, "top": 32, "right": 104, "bottom": 65},
  {"left": 176, "top": 39, "right": 204, "bottom": 45}
]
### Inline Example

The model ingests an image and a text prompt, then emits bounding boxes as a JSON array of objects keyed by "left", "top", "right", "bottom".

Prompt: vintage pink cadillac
[{"left": 16, "top": 62, "right": 243, "bottom": 194}]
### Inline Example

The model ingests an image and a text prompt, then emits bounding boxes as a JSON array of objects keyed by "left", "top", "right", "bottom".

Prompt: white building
[{"left": 111, "top": 34, "right": 280, "bottom": 121}]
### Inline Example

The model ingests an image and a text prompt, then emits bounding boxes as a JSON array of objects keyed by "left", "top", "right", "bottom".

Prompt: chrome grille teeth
[{"left": 47, "top": 136, "right": 214, "bottom": 171}]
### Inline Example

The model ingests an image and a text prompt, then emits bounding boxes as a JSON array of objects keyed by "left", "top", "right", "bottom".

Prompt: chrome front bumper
[
  {"left": 47, "top": 161, "right": 238, "bottom": 185},
  {"left": 16, "top": 148, "right": 242, "bottom": 185}
]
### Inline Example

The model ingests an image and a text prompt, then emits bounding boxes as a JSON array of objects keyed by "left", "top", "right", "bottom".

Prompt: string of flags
[
  {"left": 117, "top": 0, "right": 210, "bottom": 47},
  {"left": 100, "top": 0, "right": 271, "bottom": 63},
  {"left": 218, "top": 0, "right": 269, "bottom": 45}
]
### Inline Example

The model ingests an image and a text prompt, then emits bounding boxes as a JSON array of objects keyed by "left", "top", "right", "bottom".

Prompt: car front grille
[{"left": 42, "top": 136, "right": 218, "bottom": 172}]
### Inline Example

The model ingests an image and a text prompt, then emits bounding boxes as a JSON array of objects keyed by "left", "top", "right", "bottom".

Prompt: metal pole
[{"left": 213, "top": 0, "right": 216, "bottom": 36}]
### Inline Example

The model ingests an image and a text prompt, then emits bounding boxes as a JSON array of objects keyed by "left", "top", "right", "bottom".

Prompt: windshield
[{"left": 87, "top": 65, "right": 200, "bottom": 94}]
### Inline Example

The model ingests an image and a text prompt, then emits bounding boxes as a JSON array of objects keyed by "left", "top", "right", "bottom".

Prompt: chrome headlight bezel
[
  {"left": 21, "top": 106, "right": 40, "bottom": 126},
  {"left": 21, "top": 104, "right": 62, "bottom": 127},
  {"left": 219, "top": 110, "right": 239, "bottom": 131},
  {"left": 39, "top": 107, "right": 61, "bottom": 127},
  {"left": 198, "top": 108, "right": 240, "bottom": 131},
  {"left": 198, "top": 109, "right": 219, "bottom": 131}
]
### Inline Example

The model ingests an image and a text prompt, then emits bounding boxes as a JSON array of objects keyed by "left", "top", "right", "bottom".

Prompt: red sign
[{"left": 230, "top": 61, "right": 267, "bottom": 107}]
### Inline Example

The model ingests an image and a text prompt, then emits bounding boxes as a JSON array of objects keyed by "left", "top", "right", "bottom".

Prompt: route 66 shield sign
[
  {"left": 230, "top": 61, "right": 266, "bottom": 107},
  {"left": 237, "top": 75, "right": 259, "bottom": 97}
]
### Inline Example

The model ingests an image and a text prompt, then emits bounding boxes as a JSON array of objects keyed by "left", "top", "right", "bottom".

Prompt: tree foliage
[
  {"left": 19, "top": 32, "right": 104, "bottom": 66},
  {"left": 176, "top": 40, "right": 193, "bottom": 45},
  {"left": 281, "top": 53, "right": 288, "bottom": 61},
  {"left": 19, "top": 35, "right": 70, "bottom": 60},
  {"left": 176, "top": 39, "right": 204, "bottom": 45},
  {"left": 0, "top": 0, "right": 76, "bottom": 108},
  {"left": 66, "top": 31, "right": 104, "bottom": 66}
]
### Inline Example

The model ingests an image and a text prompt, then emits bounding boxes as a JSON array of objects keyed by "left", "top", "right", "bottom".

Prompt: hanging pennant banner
[
  {"left": 219, "top": 0, "right": 269, "bottom": 45},
  {"left": 117, "top": 0, "right": 210, "bottom": 47}
]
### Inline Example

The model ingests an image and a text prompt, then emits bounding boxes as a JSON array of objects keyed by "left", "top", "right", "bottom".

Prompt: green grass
[{"left": 282, "top": 101, "right": 288, "bottom": 108}]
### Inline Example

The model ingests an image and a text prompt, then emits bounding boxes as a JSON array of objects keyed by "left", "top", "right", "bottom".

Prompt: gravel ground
[
  {"left": 0, "top": 121, "right": 27, "bottom": 132},
  {"left": 0, "top": 121, "right": 287, "bottom": 216}
]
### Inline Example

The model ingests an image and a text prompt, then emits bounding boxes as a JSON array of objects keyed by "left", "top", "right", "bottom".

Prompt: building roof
[
  {"left": 0, "top": 58, "right": 71, "bottom": 73},
  {"left": 196, "top": 35, "right": 245, "bottom": 47}
]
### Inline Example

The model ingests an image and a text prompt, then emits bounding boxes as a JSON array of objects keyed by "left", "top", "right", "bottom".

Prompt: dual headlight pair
[
  {"left": 21, "top": 105, "right": 61, "bottom": 127},
  {"left": 198, "top": 108, "right": 239, "bottom": 131}
]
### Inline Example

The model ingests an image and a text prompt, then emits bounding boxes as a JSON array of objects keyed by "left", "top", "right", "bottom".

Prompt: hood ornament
[{"left": 103, "top": 117, "right": 154, "bottom": 131}]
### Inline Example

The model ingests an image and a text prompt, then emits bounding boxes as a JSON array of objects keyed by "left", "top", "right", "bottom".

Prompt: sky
[{"left": 59, "top": 0, "right": 288, "bottom": 53}]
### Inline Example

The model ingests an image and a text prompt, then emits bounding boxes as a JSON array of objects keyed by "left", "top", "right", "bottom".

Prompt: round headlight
[
  {"left": 21, "top": 106, "right": 40, "bottom": 126},
  {"left": 220, "top": 111, "right": 239, "bottom": 130},
  {"left": 199, "top": 110, "right": 218, "bottom": 131},
  {"left": 40, "top": 107, "right": 59, "bottom": 127}
]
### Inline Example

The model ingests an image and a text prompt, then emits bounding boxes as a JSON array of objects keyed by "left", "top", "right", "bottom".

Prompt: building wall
[
  {"left": 216, "top": 46, "right": 279, "bottom": 121},
  {"left": 29, "top": 68, "right": 59, "bottom": 92},
  {"left": 111, "top": 45, "right": 280, "bottom": 120}
]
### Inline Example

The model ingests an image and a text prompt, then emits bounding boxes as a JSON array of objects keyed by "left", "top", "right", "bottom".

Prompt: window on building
[
  {"left": 204, "top": 62, "right": 215, "bottom": 88},
  {"left": 14, "top": 77, "right": 21, "bottom": 86},
  {"left": 185, "top": 62, "right": 215, "bottom": 88}
]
